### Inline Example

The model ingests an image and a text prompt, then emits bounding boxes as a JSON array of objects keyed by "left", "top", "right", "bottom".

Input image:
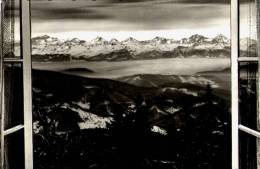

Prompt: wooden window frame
[
  {"left": 231, "top": 0, "right": 260, "bottom": 169},
  {"left": 0, "top": 0, "right": 33, "bottom": 168}
]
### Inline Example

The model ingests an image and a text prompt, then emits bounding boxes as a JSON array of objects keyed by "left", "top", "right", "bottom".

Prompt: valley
[
  {"left": 33, "top": 68, "right": 231, "bottom": 169},
  {"left": 32, "top": 58, "right": 231, "bottom": 169}
]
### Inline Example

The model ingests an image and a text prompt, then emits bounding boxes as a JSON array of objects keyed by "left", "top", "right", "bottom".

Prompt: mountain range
[{"left": 15, "top": 34, "right": 256, "bottom": 61}]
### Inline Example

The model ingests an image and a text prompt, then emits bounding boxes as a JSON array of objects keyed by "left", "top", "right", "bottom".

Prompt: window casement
[
  {"left": 0, "top": 0, "right": 33, "bottom": 169},
  {"left": 231, "top": 0, "right": 260, "bottom": 169},
  {"left": 0, "top": 0, "right": 259, "bottom": 169}
]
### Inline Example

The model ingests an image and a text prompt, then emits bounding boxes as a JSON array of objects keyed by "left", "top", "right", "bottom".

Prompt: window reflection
[{"left": 3, "top": 0, "right": 21, "bottom": 58}]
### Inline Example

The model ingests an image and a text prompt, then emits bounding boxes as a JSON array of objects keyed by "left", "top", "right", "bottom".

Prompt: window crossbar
[
  {"left": 239, "top": 124, "right": 260, "bottom": 139},
  {"left": 3, "top": 124, "right": 24, "bottom": 136}
]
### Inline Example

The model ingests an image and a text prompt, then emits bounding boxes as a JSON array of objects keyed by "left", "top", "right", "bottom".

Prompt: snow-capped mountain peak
[
  {"left": 122, "top": 37, "right": 139, "bottom": 44},
  {"left": 180, "top": 38, "right": 189, "bottom": 44},
  {"left": 188, "top": 34, "right": 208, "bottom": 44},
  {"left": 32, "top": 35, "right": 60, "bottom": 45},
  {"left": 70, "top": 38, "right": 82, "bottom": 43},
  {"left": 212, "top": 34, "right": 229, "bottom": 44},
  {"left": 152, "top": 36, "right": 168, "bottom": 44},
  {"left": 28, "top": 34, "right": 234, "bottom": 61},
  {"left": 109, "top": 38, "right": 119, "bottom": 45},
  {"left": 91, "top": 36, "right": 108, "bottom": 45},
  {"left": 30, "top": 36, "right": 62, "bottom": 55}
]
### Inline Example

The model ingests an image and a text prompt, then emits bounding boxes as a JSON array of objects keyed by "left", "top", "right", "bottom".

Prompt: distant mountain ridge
[{"left": 20, "top": 34, "right": 256, "bottom": 61}]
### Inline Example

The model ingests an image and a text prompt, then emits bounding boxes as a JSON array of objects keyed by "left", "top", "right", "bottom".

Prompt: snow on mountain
[
  {"left": 32, "top": 35, "right": 58, "bottom": 44},
  {"left": 152, "top": 36, "right": 168, "bottom": 44},
  {"left": 165, "top": 106, "right": 181, "bottom": 114},
  {"left": 150, "top": 105, "right": 168, "bottom": 115},
  {"left": 180, "top": 38, "right": 189, "bottom": 44},
  {"left": 178, "top": 75, "right": 219, "bottom": 88},
  {"left": 91, "top": 36, "right": 109, "bottom": 45},
  {"left": 188, "top": 34, "right": 210, "bottom": 44},
  {"left": 72, "top": 106, "right": 113, "bottom": 130},
  {"left": 212, "top": 34, "right": 229, "bottom": 44},
  {"left": 65, "top": 38, "right": 86, "bottom": 46},
  {"left": 162, "top": 87, "right": 198, "bottom": 97},
  {"left": 30, "top": 34, "right": 233, "bottom": 60},
  {"left": 151, "top": 126, "right": 168, "bottom": 135},
  {"left": 193, "top": 34, "right": 230, "bottom": 50},
  {"left": 109, "top": 38, "right": 119, "bottom": 45},
  {"left": 193, "top": 43, "right": 223, "bottom": 50},
  {"left": 123, "top": 37, "right": 139, "bottom": 43}
]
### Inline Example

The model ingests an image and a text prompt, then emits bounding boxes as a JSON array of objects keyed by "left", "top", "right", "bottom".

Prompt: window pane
[
  {"left": 3, "top": 63, "right": 24, "bottom": 130},
  {"left": 239, "top": 131, "right": 257, "bottom": 169},
  {"left": 239, "top": 0, "right": 257, "bottom": 58},
  {"left": 3, "top": 0, "right": 21, "bottom": 58},
  {"left": 3, "top": 129, "right": 25, "bottom": 169},
  {"left": 239, "top": 62, "right": 258, "bottom": 131}
]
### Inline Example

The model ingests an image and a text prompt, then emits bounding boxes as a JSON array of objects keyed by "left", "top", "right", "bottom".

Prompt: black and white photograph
[{"left": 0, "top": 0, "right": 259, "bottom": 169}]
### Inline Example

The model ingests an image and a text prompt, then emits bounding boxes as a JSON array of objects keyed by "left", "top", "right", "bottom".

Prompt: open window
[
  {"left": 0, "top": 0, "right": 33, "bottom": 169},
  {"left": 231, "top": 0, "right": 260, "bottom": 169},
  {"left": 0, "top": 0, "right": 259, "bottom": 169}
]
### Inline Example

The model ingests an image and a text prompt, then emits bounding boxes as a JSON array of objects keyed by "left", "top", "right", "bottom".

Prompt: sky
[{"left": 13, "top": 0, "right": 256, "bottom": 41}]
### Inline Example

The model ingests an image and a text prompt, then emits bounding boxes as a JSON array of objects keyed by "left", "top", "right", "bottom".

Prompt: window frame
[
  {"left": 0, "top": 0, "right": 33, "bottom": 168},
  {"left": 0, "top": 0, "right": 260, "bottom": 169},
  {"left": 21, "top": 0, "right": 33, "bottom": 168},
  {"left": 231, "top": 0, "right": 260, "bottom": 169}
]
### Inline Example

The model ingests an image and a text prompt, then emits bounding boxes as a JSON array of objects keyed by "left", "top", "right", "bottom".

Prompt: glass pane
[
  {"left": 3, "top": 0, "right": 21, "bottom": 58},
  {"left": 239, "top": 62, "right": 258, "bottom": 131},
  {"left": 3, "top": 129, "right": 25, "bottom": 169},
  {"left": 239, "top": 131, "right": 257, "bottom": 169},
  {"left": 3, "top": 63, "right": 24, "bottom": 130},
  {"left": 239, "top": 0, "right": 257, "bottom": 58}
]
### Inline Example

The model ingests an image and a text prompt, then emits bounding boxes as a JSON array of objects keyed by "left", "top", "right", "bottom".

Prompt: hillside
[{"left": 33, "top": 69, "right": 231, "bottom": 169}]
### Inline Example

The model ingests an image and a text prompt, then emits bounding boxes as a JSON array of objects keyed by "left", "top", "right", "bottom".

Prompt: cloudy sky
[{"left": 17, "top": 0, "right": 255, "bottom": 41}]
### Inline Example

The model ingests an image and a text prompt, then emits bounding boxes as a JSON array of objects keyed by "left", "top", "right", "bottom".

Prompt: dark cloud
[
  {"left": 31, "top": 0, "right": 154, "bottom": 3},
  {"left": 31, "top": 0, "right": 232, "bottom": 4},
  {"left": 30, "top": 2, "right": 113, "bottom": 20},
  {"left": 165, "top": 0, "right": 230, "bottom": 3},
  {"left": 105, "top": 0, "right": 156, "bottom": 3},
  {"left": 95, "top": 3, "right": 229, "bottom": 30},
  {"left": 29, "top": 0, "right": 232, "bottom": 34},
  {"left": 32, "top": 8, "right": 112, "bottom": 20},
  {"left": 153, "top": 0, "right": 229, "bottom": 4}
]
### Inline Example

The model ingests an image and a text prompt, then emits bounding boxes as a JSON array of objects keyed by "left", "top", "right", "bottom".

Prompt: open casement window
[
  {"left": 0, "top": 0, "right": 33, "bottom": 169},
  {"left": 0, "top": 0, "right": 259, "bottom": 169},
  {"left": 232, "top": 0, "right": 260, "bottom": 169}
]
